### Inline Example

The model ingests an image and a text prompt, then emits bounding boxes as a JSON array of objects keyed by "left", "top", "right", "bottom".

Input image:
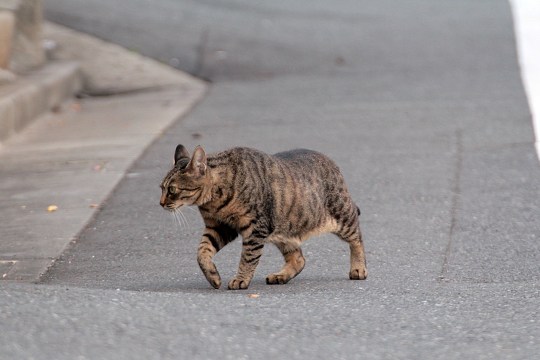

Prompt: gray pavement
[{"left": 1, "top": 0, "right": 539, "bottom": 359}]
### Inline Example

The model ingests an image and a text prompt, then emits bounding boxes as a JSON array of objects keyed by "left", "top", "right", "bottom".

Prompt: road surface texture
[{"left": 3, "top": 0, "right": 539, "bottom": 359}]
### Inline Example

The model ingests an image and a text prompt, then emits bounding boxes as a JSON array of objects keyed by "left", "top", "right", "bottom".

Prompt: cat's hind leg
[
  {"left": 198, "top": 221, "right": 238, "bottom": 289},
  {"left": 266, "top": 243, "right": 305, "bottom": 285},
  {"left": 334, "top": 219, "right": 367, "bottom": 280}
]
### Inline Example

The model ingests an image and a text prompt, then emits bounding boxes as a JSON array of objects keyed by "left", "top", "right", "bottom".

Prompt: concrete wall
[
  {"left": 0, "top": 1, "right": 17, "bottom": 70},
  {"left": 0, "top": 0, "right": 44, "bottom": 74}
]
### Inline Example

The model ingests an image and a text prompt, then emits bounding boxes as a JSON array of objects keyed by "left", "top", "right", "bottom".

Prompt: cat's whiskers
[
  {"left": 170, "top": 211, "right": 181, "bottom": 229},
  {"left": 172, "top": 207, "right": 191, "bottom": 229},
  {"left": 171, "top": 209, "right": 183, "bottom": 229},
  {"left": 180, "top": 208, "right": 191, "bottom": 229},
  {"left": 185, "top": 206, "right": 198, "bottom": 214},
  {"left": 174, "top": 208, "right": 184, "bottom": 228}
]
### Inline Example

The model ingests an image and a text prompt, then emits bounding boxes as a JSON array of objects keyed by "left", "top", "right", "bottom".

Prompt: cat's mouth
[{"left": 162, "top": 203, "right": 183, "bottom": 212}]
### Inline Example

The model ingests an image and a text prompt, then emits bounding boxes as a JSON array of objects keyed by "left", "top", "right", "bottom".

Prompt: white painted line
[{"left": 509, "top": 0, "right": 540, "bottom": 160}]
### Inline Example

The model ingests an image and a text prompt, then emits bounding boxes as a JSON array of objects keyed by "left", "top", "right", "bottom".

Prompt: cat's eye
[{"left": 168, "top": 186, "right": 178, "bottom": 194}]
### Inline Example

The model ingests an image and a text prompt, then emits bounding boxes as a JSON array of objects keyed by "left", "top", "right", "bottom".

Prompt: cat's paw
[
  {"left": 208, "top": 276, "right": 221, "bottom": 289},
  {"left": 349, "top": 267, "right": 367, "bottom": 280},
  {"left": 201, "top": 267, "right": 221, "bottom": 289},
  {"left": 227, "top": 278, "right": 250, "bottom": 290},
  {"left": 266, "top": 273, "right": 290, "bottom": 285}
]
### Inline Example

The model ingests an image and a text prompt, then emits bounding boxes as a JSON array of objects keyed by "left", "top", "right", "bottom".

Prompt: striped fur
[{"left": 160, "top": 145, "right": 367, "bottom": 290}]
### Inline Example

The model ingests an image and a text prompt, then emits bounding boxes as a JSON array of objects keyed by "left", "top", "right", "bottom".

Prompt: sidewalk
[{"left": 0, "top": 22, "right": 207, "bottom": 281}]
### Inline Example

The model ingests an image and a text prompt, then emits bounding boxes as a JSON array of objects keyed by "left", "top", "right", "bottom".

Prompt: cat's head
[{"left": 160, "top": 144, "right": 209, "bottom": 210}]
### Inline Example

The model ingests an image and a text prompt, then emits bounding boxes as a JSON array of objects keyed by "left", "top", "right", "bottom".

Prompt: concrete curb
[{"left": 0, "top": 61, "right": 82, "bottom": 145}]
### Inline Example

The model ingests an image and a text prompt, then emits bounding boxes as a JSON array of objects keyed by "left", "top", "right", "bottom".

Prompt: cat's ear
[
  {"left": 188, "top": 145, "right": 207, "bottom": 176},
  {"left": 174, "top": 144, "right": 190, "bottom": 165}
]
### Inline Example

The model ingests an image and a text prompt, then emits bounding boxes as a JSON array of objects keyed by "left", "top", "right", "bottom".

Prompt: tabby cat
[{"left": 160, "top": 145, "right": 367, "bottom": 290}]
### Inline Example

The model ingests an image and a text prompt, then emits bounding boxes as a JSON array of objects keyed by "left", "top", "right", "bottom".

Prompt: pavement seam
[{"left": 439, "top": 128, "right": 463, "bottom": 282}]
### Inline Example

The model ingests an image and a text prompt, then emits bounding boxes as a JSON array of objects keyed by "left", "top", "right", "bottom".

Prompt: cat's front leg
[
  {"left": 198, "top": 222, "right": 238, "bottom": 289},
  {"left": 228, "top": 237, "right": 265, "bottom": 290},
  {"left": 197, "top": 236, "right": 222, "bottom": 289}
]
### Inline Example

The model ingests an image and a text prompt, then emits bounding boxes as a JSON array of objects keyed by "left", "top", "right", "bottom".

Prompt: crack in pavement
[{"left": 439, "top": 128, "right": 463, "bottom": 282}]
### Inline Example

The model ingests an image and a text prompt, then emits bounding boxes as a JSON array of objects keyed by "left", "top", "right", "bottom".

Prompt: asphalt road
[{"left": 3, "top": 0, "right": 539, "bottom": 359}]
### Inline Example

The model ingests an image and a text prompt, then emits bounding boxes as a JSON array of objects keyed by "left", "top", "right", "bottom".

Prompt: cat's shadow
[{"left": 121, "top": 275, "right": 362, "bottom": 295}]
